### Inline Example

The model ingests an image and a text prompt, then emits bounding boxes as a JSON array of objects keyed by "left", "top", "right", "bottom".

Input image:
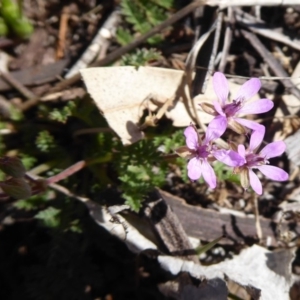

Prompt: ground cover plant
[{"left": 0, "top": 0, "right": 300, "bottom": 299}]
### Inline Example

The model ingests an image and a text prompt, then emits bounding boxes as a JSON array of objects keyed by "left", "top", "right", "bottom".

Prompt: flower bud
[
  {"left": 0, "top": 156, "right": 26, "bottom": 178},
  {"left": 228, "top": 119, "right": 247, "bottom": 135},
  {"left": 199, "top": 102, "right": 217, "bottom": 115},
  {"left": 0, "top": 178, "right": 31, "bottom": 199},
  {"left": 175, "top": 146, "right": 193, "bottom": 159}
]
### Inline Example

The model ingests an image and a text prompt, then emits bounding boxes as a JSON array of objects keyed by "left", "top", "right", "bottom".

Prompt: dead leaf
[
  {"left": 158, "top": 245, "right": 295, "bottom": 300},
  {"left": 81, "top": 66, "right": 187, "bottom": 144},
  {"left": 274, "top": 60, "right": 300, "bottom": 140},
  {"left": 80, "top": 66, "right": 260, "bottom": 145}
]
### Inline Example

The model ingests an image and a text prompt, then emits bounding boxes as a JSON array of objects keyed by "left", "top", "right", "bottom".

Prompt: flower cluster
[{"left": 177, "top": 72, "right": 288, "bottom": 195}]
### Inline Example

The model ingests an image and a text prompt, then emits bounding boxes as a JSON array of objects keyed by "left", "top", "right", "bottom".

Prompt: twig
[
  {"left": 72, "top": 127, "right": 113, "bottom": 137},
  {"left": 252, "top": 193, "right": 262, "bottom": 240},
  {"left": 241, "top": 29, "right": 300, "bottom": 100},
  {"left": 56, "top": 6, "right": 70, "bottom": 59},
  {"left": 46, "top": 0, "right": 298, "bottom": 94},
  {"left": 65, "top": 8, "right": 121, "bottom": 78},
  {"left": 235, "top": 8, "right": 300, "bottom": 51},
  {"left": 185, "top": 19, "right": 218, "bottom": 131},
  {"left": 50, "top": 0, "right": 208, "bottom": 93},
  {"left": 45, "top": 160, "right": 87, "bottom": 184},
  {"left": 205, "top": 10, "right": 223, "bottom": 91},
  {"left": 0, "top": 71, "right": 36, "bottom": 99},
  {"left": 219, "top": 7, "right": 233, "bottom": 72}
]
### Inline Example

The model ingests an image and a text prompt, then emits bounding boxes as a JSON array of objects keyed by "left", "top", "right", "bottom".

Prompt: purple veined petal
[
  {"left": 234, "top": 78, "right": 261, "bottom": 102},
  {"left": 204, "top": 115, "right": 227, "bottom": 143},
  {"left": 260, "top": 141, "right": 286, "bottom": 159},
  {"left": 238, "top": 144, "right": 246, "bottom": 158},
  {"left": 213, "top": 149, "right": 245, "bottom": 166},
  {"left": 213, "top": 72, "right": 229, "bottom": 106},
  {"left": 249, "top": 129, "right": 265, "bottom": 151},
  {"left": 184, "top": 126, "right": 198, "bottom": 150},
  {"left": 187, "top": 157, "right": 202, "bottom": 180},
  {"left": 238, "top": 99, "right": 274, "bottom": 115},
  {"left": 256, "top": 165, "right": 289, "bottom": 181},
  {"left": 249, "top": 169, "right": 263, "bottom": 195},
  {"left": 201, "top": 159, "right": 217, "bottom": 189},
  {"left": 213, "top": 100, "right": 225, "bottom": 116},
  {"left": 234, "top": 118, "right": 265, "bottom": 133}
]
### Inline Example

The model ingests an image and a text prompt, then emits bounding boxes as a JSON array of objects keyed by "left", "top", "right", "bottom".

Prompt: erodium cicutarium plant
[
  {"left": 177, "top": 72, "right": 288, "bottom": 195},
  {"left": 200, "top": 72, "right": 273, "bottom": 135}
]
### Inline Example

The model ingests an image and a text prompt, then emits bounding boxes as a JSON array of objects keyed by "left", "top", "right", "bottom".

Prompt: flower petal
[
  {"left": 213, "top": 100, "right": 225, "bottom": 116},
  {"left": 201, "top": 160, "right": 216, "bottom": 188},
  {"left": 234, "top": 78, "right": 261, "bottom": 102},
  {"left": 213, "top": 149, "right": 245, "bottom": 166},
  {"left": 187, "top": 157, "right": 202, "bottom": 180},
  {"left": 184, "top": 126, "right": 198, "bottom": 150},
  {"left": 213, "top": 72, "right": 229, "bottom": 105},
  {"left": 249, "top": 169, "right": 263, "bottom": 195},
  {"left": 205, "top": 115, "right": 227, "bottom": 143},
  {"left": 260, "top": 141, "right": 286, "bottom": 159},
  {"left": 238, "top": 144, "right": 246, "bottom": 158},
  {"left": 249, "top": 129, "right": 265, "bottom": 151},
  {"left": 238, "top": 99, "right": 273, "bottom": 115},
  {"left": 234, "top": 118, "right": 265, "bottom": 132},
  {"left": 256, "top": 165, "right": 289, "bottom": 181}
]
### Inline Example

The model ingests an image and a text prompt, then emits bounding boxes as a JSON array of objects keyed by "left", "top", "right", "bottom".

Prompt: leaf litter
[{"left": 2, "top": 1, "right": 300, "bottom": 300}]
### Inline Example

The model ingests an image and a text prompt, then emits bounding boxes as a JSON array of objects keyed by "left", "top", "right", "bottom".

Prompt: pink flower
[
  {"left": 200, "top": 72, "right": 273, "bottom": 135},
  {"left": 177, "top": 119, "right": 244, "bottom": 188},
  {"left": 234, "top": 131, "right": 289, "bottom": 195}
]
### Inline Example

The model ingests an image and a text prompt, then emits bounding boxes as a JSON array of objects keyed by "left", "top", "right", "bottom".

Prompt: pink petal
[
  {"left": 184, "top": 126, "right": 198, "bottom": 150},
  {"left": 238, "top": 99, "right": 273, "bottom": 115},
  {"left": 205, "top": 115, "right": 227, "bottom": 143},
  {"left": 213, "top": 100, "right": 225, "bottom": 116},
  {"left": 260, "top": 141, "right": 286, "bottom": 159},
  {"left": 234, "top": 78, "right": 261, "bottom": 102},
  {"left": 256, "top": 165, "right": 289, "bottom": 181},
  {"left": 238, "top": 144, "right": 246, "bottom": 158},
  {"left": 213, "top": 149, "right": 245, "bottom": 166},
  {"left": 201, "top": 160, "right": 216, "bottom": 188},
  {"left": 249, "top": 129, "right": 265, "bottom": 151},
  {"left": 249, "top": 169, "right": 263, "bottom": 195},
  {"left": 213, "top": 72, "right": 229, "bottom": 105},
  {"left": 234, "top": 118, "right": 265, "bottom": 132},
  {"left": 187, "top": 157, "right": 202, "bottom": 180}
]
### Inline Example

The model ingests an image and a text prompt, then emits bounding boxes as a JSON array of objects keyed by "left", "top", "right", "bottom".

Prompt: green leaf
[
  {"left": 0, "top": 17, "right": 8, "bottom": 36},
  {"left": 123, "top": 193, "right": 142, "bottom": 212},
  {"left": 0, "top": 0, "right": 33, "bottom": 38},
  {"left": 35, "top": 130, "right": 57, "bottom": 153},
  {"left": 116, "top": 27, "right": 133, "bottom": 46},
  {"left": 0, "top": 0, "right": 20, "bottom": 21},
  {"left": 121, "top": 0, "right": 145, "bottom": 32},
  {"left": 35, "top": 206, "right": 61, "bottom": 228},
  {"left": 119, "top": 0, "right": 172, "bottom": 45},
  {"left": 10, "top": 16, "right": 33, "bottom": 38},
  {"left": 49, "top": 102, "right": 76, "bottom": 123},
  {"left": 150, "top": 0, "right": 174, "bottom": 9},
  {"left": 14, "top": 193, "right": 50, "bottom": 211},
  {"left": 195, "top": 235, "right": 224, "bottom": 255},
  {"left": 121, "top": 48, "right": 162, "bottom": 67}
]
